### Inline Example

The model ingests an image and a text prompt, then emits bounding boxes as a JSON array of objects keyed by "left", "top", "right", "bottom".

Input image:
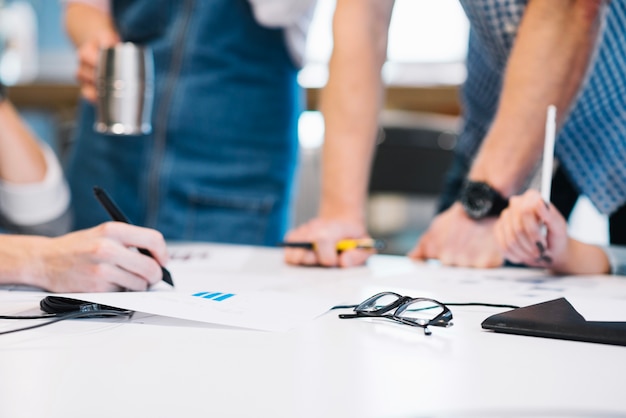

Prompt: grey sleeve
[
  {"left": 0, "top": 207, "right": 72, "bottom": 237},
  {"left": 601, "top": 245, "right": 626, "bottom": 276}
]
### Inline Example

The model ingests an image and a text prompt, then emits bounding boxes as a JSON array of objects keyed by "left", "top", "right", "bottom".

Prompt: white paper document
[
  {"left": 58, "top": 286, "right": 335, "bottom": 332},
  {"left": 565, "top": 295, "right": 626, "bottom": 322}
]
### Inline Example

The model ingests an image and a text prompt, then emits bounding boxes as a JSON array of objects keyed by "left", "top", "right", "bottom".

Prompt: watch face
[{"left": 461, "top": 182, "right": 494, "bottom": 219}]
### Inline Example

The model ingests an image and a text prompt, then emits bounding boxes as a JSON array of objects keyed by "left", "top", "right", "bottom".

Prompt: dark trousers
[{"left": 550, "top": 166, "right": 626, "bottom": 245}]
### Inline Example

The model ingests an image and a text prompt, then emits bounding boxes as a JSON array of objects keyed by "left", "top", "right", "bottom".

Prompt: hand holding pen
[
  {"left": 537, "top": 105, "right": 557, "bottom": 263},
  {"left": 494, "top": 105, "right": 570, "bottom": 268},
  {"left": 281, "top": 237, "right": 385, "bottom": 268},
  {"left": 279, "top": 238, "right": 385, "bottom": 252},
  {"left": 282, "top": 218, "right": 380, "bottom": 268},
  {"left": 93, "top": 186, "right": 174, "bottom": 287},
  {"left": 494, "top": 189, "right": 570, "bottom": 269}
]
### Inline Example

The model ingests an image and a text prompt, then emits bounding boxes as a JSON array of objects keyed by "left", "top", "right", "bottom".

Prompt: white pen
[
  {"left": 541, "top": 105, "right": 557, "bottom": 204},
  {"left": 537, "top": 105, "right": 557, "bottom": 262}
]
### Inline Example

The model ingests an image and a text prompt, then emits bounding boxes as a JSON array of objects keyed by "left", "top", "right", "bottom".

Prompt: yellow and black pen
[{"left": 278, "top": 238, "right": 385, "bottom": 252}]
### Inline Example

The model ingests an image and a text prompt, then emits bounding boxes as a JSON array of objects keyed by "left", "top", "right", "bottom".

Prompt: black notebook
[{"left": 481, "top": 297, "right": 626, "bottom": 347}]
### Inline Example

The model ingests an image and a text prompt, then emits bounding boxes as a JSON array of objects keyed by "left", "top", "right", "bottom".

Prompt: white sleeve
[
  {"left": 60, "top": 0, "right": 110, "bottom": 14},
  {"left": 247, "top": 0, "right": 318, "bottom": 68},
  {"left": 248, "top": 0, "right": 317, "bottom": 27},
  {"left": 0, "top": 142, "right": 71, "bottom": 226}
]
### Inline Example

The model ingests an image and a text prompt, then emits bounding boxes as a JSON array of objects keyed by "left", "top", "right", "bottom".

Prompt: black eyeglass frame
[{"left": 338, "top": 291, "right": 453, "bottom": 335}]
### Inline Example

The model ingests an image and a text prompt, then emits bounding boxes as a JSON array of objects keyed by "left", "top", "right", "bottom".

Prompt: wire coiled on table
[{"left": 0, "top": 296, "right": 133, "bottom": 336}]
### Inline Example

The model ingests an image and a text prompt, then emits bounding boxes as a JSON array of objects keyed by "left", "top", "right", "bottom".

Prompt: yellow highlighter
[
  {"left": 278, "top": 238, "right": 385, "bottom": 252},
  {"left": 335, "top": 238, "right": 385, "bottom": 251}
]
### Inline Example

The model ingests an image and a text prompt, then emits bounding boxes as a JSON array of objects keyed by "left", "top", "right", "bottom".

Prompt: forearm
[
  {"left": 0, "top": 235, "right": 49, "bottom": 288},
  {"left": 551, "top": 238, "right": 610, "bottom": 275},
  {"left": 469, "top": 0, "right": 606, "bottom": 195},
  {"left": 0, "top": 101, "right": 46, "bottom": 183},
  {"left": 319, "top": 0, "right": 394, "bottom": 222},
  {"left": 64, "top": 1, "right": 116, "bottom": 47}
]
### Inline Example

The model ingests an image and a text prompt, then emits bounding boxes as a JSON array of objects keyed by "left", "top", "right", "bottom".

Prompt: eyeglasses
[{"left": 338, "top": 292, "right": 453, "bottom": 335}]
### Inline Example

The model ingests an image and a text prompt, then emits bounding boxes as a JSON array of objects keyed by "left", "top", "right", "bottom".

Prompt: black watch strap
[
  {"left": 459, "top": 180, "right": 509, "bottom": 220},
  {"left": 486, "top": 188, "right": 509, "bottom": 216}
]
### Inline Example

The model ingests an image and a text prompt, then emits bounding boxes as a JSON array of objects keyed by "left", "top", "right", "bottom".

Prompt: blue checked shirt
[{"left": 457, "top": 0, "right": 626, "bottom": 215}]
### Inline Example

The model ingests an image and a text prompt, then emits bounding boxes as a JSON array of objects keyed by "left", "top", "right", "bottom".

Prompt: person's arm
[
  {"left": 468, "top": 0, "right": 606, "bottom": 194},
  {"left": 0, "top": 222, "right": 168, "bottom": 292},
  {"left": 495, "top": 189, "right": 610, "bottom": 275},
  {"left": 0, "top": 100, "right": 46, "bottom": 184},
  {"left": 64, "top": 0, "right": 119, "bottom": 102},
  {"left": 0, "top": 100, "right": 70, "bottom": 230},
  {"left": 284, "top": 0, "right": 394, "bottom": 267},
  {"left": 411, "top": 0, "right": 607, "bottom": 268}
]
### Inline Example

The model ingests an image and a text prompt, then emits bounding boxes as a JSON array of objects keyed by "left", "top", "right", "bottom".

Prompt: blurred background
[{"left": 0, "top": 0, "right": 606, "bottom": 254}]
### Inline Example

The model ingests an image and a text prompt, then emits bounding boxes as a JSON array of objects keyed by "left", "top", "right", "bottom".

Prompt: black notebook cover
[{"left": 481, "top": 297, "right": 626, "bottom": 346}]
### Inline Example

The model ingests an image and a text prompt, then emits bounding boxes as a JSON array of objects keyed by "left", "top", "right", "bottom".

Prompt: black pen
[
  {"left": 278, "top": 238, "right": 385, "bottom": 252},
  {"left": 93, "top": 186, "right": 174, "bottom": 287}
]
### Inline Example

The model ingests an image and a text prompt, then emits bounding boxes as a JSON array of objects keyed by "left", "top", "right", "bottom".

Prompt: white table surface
[{"left": 2, "top": 243, "right": 626, "bottom": 418}]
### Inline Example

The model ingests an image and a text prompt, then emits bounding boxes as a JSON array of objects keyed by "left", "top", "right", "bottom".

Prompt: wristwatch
[{"left": 459, "top": 180, "right": 509, "bottom": 220}]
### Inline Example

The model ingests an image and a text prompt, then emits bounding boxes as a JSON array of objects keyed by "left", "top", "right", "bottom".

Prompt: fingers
[
  {"left": 408, "top": 234, "right": 431, "bottom": 260},
  {"left": 105, "top": 250, "right": 163, "bottom": 290},
  {"left": 495, "top": 191, "right": 549, "bottom": 266},
  {"left": 40, "top": 221, "right": 166, "bottom": 292},
  {"left": 283, "top": 233, "right": 342, "bottom": 268},
  {"left": 89, "top": 261, "right": 152, "bottom": 292},
  {"left": 76, "top": 32, "right": 119, "bottom": 102},
  {"left": 283, "top": 221, "right": 331, "bottom": 266},
  {"left": 75, "top": 222, "right": 168, "bottom": 289},
  {"left": 96, "top": 30, "right": 121, "bottom": 49},
  {"left": 83, "top": 232, "right": 164, "bottom": 289},
  {"left": 338, "top": 249, "right": 373, "bottom": 268},
  {"left": 76, "top": 41, "right": 100, "bottom": 102},
  {"left": 285, "top": 245, "right": 320, "bottom": 267},
  {"left": 497, "top": 208, "right": 533, "bottom": 264},
  {"left": 94, "top": 222, "right": 169, "bottom": 265},
  {"left": 283, "top": 218, "right": 371, "bottom": 268},
  {"left": 408, "top": 203, "right": 503, "bottom": 268}
]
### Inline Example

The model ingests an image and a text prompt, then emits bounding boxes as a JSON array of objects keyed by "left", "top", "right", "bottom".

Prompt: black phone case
[
  {"left": 481, "top": 297, "right": 626, "bottom": 347},
  {"left": 40, "top": 296, "right": 130, "bottom": 316}
]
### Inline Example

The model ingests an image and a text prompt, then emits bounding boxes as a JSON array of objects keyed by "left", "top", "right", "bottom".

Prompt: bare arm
[
  {"left": 0, "top": 101, "right": 46, "bottom": 184},
  {"left": 318, "top": 0, "right": 394, "bottom": 222},
  {"left": 65, "top": 1, "right": 119, "bottom": 102},
  {"left": 65, "top": 1, "right": 116, "bottom": 48},
  {"left": 0, "top": 100, "right": 71, "bottom": 230},
  {"left": 284, "top": 0, "right": 394, "bottom": 267},
  {"left": 412, "top": 0, "right": 607, "bottom": 268},
  {"left": 0, "top": 222, "right": 168, "bottom": 292},
  {"left": 470, "top": 0, "right": 606, "bottom": 194}
]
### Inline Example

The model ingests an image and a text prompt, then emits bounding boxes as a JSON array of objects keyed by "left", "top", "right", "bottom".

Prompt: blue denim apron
[{"left": 66, "top": 0, "right": 301, "bottom": 245}]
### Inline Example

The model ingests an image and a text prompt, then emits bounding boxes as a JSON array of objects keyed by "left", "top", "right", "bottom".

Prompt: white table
[{"left": 1, "top": 243, "right": 626, "bottom": 418}]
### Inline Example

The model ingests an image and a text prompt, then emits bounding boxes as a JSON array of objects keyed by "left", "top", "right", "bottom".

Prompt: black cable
[
  {"left": 331, "top": 301, "right": 520, "bottom": 310},
  {"left": 0, "top": 313, "right": 58, "bottom": 320},
  {"left": 330, "top": 304, "right": 358, "bottom": 310},
  {"left": 0, "top": 309, "right": 133, "bottom": 336},
  {"left": 0, "top": 296, "right": 134, "bottom": 336},
  {"left": 443, "top": 302, "right": 519, "bottom": 309},
  {"left": 39, "top": 295, "right": 131, "bottom": 315}
]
